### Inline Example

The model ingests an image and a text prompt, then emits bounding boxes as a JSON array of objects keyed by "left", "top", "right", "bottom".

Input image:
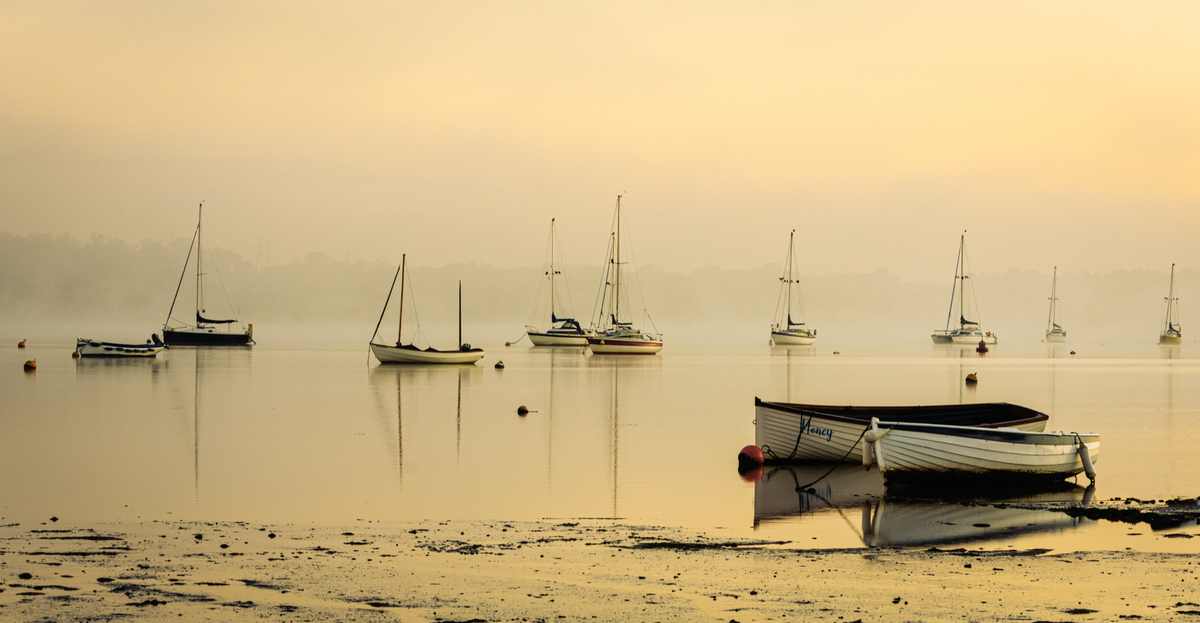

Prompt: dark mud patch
[
  {"left": 926, "top": 547, "right": 1054, "bottom": 557},
  {"left": 629, "top": 539, "right": 791, "bottom": 551}
]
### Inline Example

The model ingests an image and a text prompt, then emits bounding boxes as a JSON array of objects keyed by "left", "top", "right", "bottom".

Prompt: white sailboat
[
  {"left": 1045, "top": 266, "right": 1066, "bottom": 342},
  {"left": 586, "top": 195, "right": 663, "bottom": 354},
  {"left": 931, "top": 233, "right": 997, "bottom": 345},
  {"left": 526, "top": 218, "right": 589, "bottom": 346},
  {"left": 770, "top": 229, "right": 816, "bottom": 345},
  {"left": 1160, "top": 263, "right": 1182, "bottom": 345},
  {"left": 369, "top": 255, "right": 485, "bottom": 364}
]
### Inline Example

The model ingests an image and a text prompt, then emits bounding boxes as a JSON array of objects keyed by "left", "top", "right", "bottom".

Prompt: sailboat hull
[
  {"left": 164, "top": 328, "right": 252, "bottom": 346},
  {"left": 587, "top": 335, "right": 662, "bottom": 354},
  {"left": 528, "top": 331, "right": 589, "bottom": 346},
  {"left": 1046, "top": 332, "right": 1066, "bottom": 343},
  {"left": 1159, "top": 334, "right": 1182, "bottom": 345},
  {"left": 931, "top": 332, "right": 997, "bottom": 345},
  {"left": 771, "top": 330, "right": 815, "bottom": 346},
  {"left": 371, "top": 342, "right": 485, "bottom": 364}
]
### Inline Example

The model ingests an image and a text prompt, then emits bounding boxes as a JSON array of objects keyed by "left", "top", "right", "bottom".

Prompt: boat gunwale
[{"left": 754, "top": 397, "right": 1049, "bottom": 429}]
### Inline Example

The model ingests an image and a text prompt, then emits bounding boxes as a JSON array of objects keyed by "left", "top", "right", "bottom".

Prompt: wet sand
[{"left": 3, "top": 514, "right": 1199, "bottom": 622}]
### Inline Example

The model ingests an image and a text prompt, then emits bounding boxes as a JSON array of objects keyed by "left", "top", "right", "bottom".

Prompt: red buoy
[
  {"left": 976, "top": 339, "right": 988, "bottom": 353},
  {"left": 738, "top": 444, "right": 764, "bottom": 466},
  {"left": 18, "top": 340, "right": 26, "bottom": 348}
]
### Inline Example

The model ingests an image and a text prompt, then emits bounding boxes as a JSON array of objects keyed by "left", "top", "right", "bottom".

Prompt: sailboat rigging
[
  {"left": 526, "top": 218, "right": 589, "bottom": 345},
  {"left": 770, "top": 230, "right": 816, "bottom": 345},
  {"left": 1159, "top": 263, "right": 1182, "bottom": 345},
  {"left": 931, "top": 233, "right": 997, "bottom": 345},
  {"left": 1045, "top": 266, "right": 1066, "bottom": 342},
  {"left": 162, "top": 202, "right": 253, "bottom": 346},
  {"left": 586, "top": 195, "right": 662, "bottom": 354},
  {"left": 369, "top": 254, "right": 485, "bottom": 364}
]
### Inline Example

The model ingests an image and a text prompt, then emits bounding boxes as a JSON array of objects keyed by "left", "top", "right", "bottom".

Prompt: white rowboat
[
  {"left": 864, "top": 418, "right": 1099, "bottom": 485},
  {"left": 754, "top": 398, "right": 1049, "bottom": 463},
  {"left": 76, "top": 338, "right": 164, "bottom": 358}
]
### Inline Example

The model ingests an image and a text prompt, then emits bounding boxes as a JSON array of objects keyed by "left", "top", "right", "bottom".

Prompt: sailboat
[
  {"left": 369, "top": 254, "right": 485, "bottom": 364},
  {"left": 1045, "top": 266, "right": 1066, "bottom": 342},
  {"left": 162, "top": 203, "right": 254, "bottom": 346},
  {"left": 526, "top": 218, "right": 589, "bottom": 346},
  {"left": 770, "top": 230, "right": 816, "bottom": 345},
  {"left": 931, "top": 233, "right": 997, "bottom": 345},
  {"left": 586, "top": 195, "right": 663, "bottom": 354},
  {"left": 1160, "top": 263, "right": 1182, "bottom": 345}
]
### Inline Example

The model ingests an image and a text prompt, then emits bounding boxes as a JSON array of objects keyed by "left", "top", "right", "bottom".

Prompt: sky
[{"left": 2, "top": 1, "right": 1199, "bottom": 282}]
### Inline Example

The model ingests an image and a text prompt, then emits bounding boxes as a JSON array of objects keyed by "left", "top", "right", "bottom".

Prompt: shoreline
[{"left": 3, "top": 515, "right": 1199, "bottom": 622}]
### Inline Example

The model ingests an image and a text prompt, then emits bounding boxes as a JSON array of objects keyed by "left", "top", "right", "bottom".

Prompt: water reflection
[
  {"left": 863, "top": 485, "right": 1093, "bottom": 548},
  {"left": 753, "top": 463, "right": 1096, "bottom": 548}
]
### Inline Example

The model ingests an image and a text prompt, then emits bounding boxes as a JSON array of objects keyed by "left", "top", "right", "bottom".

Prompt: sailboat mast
[
  {"left": 786, "top": 230, "right": 794, "bottom": 326},
  {"left": 614, "top": 195, "right": 621, "bottom": 326},
  {"left": 196, "top": 202, "right": 203, "bottom": 320},
  {"left": 459, "top": 280, "right": 462, "bottom": 348},
  {"left": 1166, "top": 263, "right": 1176, "bottom": 330},
  {"left": 550, "top": 218, "right": 556, "bottom": 322},
  {"left": 397, "top": 254, "right": 406, "bottom": 345},
  {"left": 958, "top": 234, "right": 965, "bottom": 330},
  {"left": 1048, "top": 266, "right": 1058, "bottom": 330}
]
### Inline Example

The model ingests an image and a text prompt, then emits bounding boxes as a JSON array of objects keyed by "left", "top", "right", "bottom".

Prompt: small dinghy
[
  {"left": 755, "top": 398, "right": 1049, "bottom": 463},
  {"left": 863, "top": 417, "right": 1098, "bottom": 485},
  {"left": 76, "top": 338, "right": 165, "bottom": 358}
]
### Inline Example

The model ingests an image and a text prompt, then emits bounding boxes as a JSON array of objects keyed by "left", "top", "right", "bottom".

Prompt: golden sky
[{"left": 2, "top": 1, "right": 1198, "bottom": 279}]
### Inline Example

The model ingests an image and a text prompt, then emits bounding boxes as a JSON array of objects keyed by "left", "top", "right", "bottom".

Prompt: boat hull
[
  {"left": 754, "top": 398, "right": 1049, "bottom": 463},
  {"left": 1045, "top": 332, "right": 1066, "bottom": 343},
  {"left": 163, "top": 328, "right": 252, "bottom": 346},
  {"left": 371, "top": 342, "right": 485, "bottom": 364},
  {"left": 528, "top": 332, "right": 589, "bottom": 346},
  {"left": 1159, "top": 334, "right": 1182, "bottom": 345},
  {"left": 771, "top": 331, "right": 815, "bottom": 345},
  {"left": 872, "top": 423, "right": 1100, "bottom": 485},
  {"left": 76, "top": 339, "right": 164, "bottom": 358},
  {"left": 587, "top": 336, "right": 663, "bottom": 354},
  {"left": 931, "top": 332, "right": 998, "bottom": 345}
]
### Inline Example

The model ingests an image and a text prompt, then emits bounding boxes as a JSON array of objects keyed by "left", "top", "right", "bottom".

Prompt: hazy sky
[{"left": 3, "top": 1, "right": 1198, "bottom": 281}]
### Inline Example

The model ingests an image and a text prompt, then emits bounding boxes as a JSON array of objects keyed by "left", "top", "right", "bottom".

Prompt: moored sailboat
[
  {"left": 162, "top": 203, "right": 254, "bottom": 346},
  {"left": 587, "top": 195, "right": 662, "bottom": 354},
  {"left": 770, "top": 229, "right": 816, "bottom": 345},
  {"left": 526, "top": 218, "right": 589, "bottom": 346},
  {"left": 369, "top": 255, "right": 485, "bottom": 364},
  {"left": 1160, "top": 263, "right": 1182, "bottom": 345},
  {"left": 1046, "top": 266, "right": 1066, "bottom": 342},
  {"left": 931, "top": 233, "right": 996, "bottom": 345}
]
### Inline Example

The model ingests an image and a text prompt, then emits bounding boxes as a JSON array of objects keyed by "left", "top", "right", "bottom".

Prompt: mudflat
[{"left": 2, "top": 518, "right": 1198, "bottom": 622}]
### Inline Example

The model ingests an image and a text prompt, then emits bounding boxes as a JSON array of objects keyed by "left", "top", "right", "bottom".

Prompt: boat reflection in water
[
  {"left": 754, "top": 463, "right": 1095, "bottom": 548},
  {"left": 863, "top": 483, "right": 1094, "bottom": 548}
]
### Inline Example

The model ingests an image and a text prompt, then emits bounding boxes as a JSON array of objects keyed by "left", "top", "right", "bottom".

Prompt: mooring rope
[{"left": 761, "top": 423, "right": 872, "bottom": 492}]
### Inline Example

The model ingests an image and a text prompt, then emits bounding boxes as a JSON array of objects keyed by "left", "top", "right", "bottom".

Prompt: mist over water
[{"left": 1, "top": 232, "right": 1195, "bottom": 351}]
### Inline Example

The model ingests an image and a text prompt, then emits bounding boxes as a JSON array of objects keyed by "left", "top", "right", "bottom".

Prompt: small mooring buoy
[
  {"left": 495, "top": 360, "right": 504, "bottom": 369},
  {"left": 965, "top": 373, "right": 978, "bottom": 384},
  {"left": 505, "top": 342, "right": 511, "bottom": 346},
  {"left": 517, "top": 405, "right": 530, "bottom": 416},
  {"left": 976, "top": 339, "right": 989, "bottom": 353},
  {"left": 23, "top": 360, "right": 36, "bottom": 371},
  {"left": 72, "top": 351, "right": 80, "bottom": 358},
  {"left": 18, "top": 339, "right": 26, "bottom": 349},
  {"left": 1070, "top": 350, "right": 1076, "bottom": 355}
]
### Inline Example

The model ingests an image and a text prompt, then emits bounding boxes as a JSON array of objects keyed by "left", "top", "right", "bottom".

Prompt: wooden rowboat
[
  {"left": 76, "top": 338, "right": 165, "bottom": 358},
  {"left": 755, "top": 398, "right": 1049, "bottom": 463},
  {"left": 863, "top": 418, "right": 1099, "bottom": 485}
]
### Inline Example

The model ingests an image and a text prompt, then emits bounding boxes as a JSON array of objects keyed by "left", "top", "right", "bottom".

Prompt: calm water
[{"left": 3, "top": 338, "right": 1198, "bottom": 553}]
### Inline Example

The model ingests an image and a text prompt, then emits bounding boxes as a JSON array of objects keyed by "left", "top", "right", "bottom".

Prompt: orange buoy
[
  {"left": 18, "top": 340, "right": 26, "bottom": 348},
  {"left": 23, "top": 360, "right": 36, "bottom": 371},
  {"left": 505, "top": 341, "right": 511, "bottom": 346},
  {"left": 72, "top": 351, "right": 81, "bottom": 358},
  {"left": 965, "top": 373, "right": 978, "bottom": 384}
]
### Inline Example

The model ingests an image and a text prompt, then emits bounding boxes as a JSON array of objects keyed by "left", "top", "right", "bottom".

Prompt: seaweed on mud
[{"left": 628, "top": 539, "right": 791, "bottom": 550}]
